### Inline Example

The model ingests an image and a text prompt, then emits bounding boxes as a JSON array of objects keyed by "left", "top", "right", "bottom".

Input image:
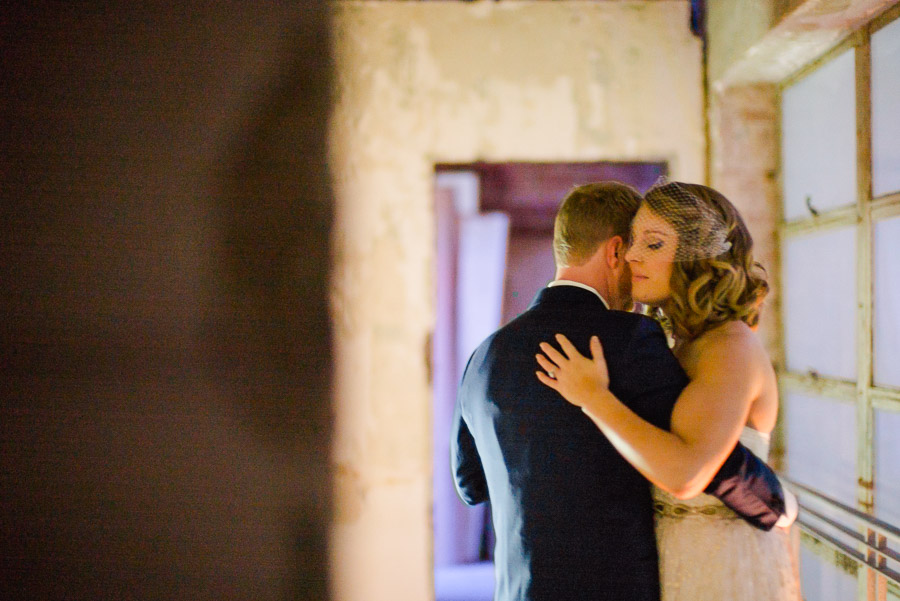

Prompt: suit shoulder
[
  {"left": 464, "top": 317, "right": 521, "bottom": 363},
  {"left": 602, "top": 312, "right": 675, "bottom": 366},
  {"left": 483, "top": 306, "right": 540, "bottom": 341},
  {"left": 603, "top": 310, "right": 666, "bottom": 337}
]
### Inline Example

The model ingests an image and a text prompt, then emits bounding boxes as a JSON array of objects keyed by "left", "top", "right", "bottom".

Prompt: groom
[{"left": 451, "top": 182, "right": 791, "bottom": 601}]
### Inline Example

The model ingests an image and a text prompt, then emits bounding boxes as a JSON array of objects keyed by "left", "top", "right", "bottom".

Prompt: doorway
[{"left": 431, "top": 161, "right": 666, "bottom": 601}]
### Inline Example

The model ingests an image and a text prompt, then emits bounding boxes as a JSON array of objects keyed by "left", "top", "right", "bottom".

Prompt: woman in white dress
[{"left": 535, "top": 181, "right": 801, "bottom": 601}]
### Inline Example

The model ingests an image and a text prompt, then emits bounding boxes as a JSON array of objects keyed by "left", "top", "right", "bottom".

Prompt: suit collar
[
  {"left": 547, "top": 280, "right": 610, "bottom": 309},
  {"left": 528, "top": 283, "right": 611, "bottom": 311}
]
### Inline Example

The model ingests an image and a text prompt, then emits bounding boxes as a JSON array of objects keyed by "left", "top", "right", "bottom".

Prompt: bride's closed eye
[{"left": 633, "top": 235, "right": 664, "bottom": 251}]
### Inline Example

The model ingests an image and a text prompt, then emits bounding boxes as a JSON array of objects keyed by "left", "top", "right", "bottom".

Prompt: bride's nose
[{"left": 624, "top": 245, "right": 639, "bottom": 263}]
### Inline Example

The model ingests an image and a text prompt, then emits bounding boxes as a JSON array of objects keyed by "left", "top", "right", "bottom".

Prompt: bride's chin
[{"left": 632, "top": 293, "right": 661, "bottom": 306}]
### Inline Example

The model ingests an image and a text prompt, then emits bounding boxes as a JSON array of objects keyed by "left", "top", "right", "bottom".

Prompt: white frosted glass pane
[
  {"left": 799, "top": 547, "right": 857, "bottom": 601},
  {"left": 786, "top": 393, "right": 857, "bottom": 507},
  {"left": 873, "top": 17, "right": 900, "bottom": 197},
  {"left": 784, "top": 227, "right": 857, "bottom": 380},
  {"left": 782, "top": 49, "right": 856, "bottom": 221},
  {"left": 875, "top": 409, "right": 900, "bottom": 526},
  {"left": 874, "top": 216, "right": 900, "bottom": 387}
]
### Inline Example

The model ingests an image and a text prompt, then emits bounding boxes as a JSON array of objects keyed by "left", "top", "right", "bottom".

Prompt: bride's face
[{"left": 624, "top": 206, "right": 677, "bottom": 306}]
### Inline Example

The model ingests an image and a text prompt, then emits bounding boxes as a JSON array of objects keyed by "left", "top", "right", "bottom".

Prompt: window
[{"left": 779, "top": 6, "right": 900, "bottom": 600}]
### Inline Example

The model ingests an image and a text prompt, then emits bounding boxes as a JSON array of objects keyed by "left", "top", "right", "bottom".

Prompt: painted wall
[{"left": 329, "top": 2, "right": 703, "bottom": 600}]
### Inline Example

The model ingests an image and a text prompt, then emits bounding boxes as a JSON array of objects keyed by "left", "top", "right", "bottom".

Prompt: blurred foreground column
[{"left": 1, "top": 3, "right": 333, "bottom": 600}]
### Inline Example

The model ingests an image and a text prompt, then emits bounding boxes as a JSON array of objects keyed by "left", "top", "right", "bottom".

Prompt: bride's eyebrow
[{"left": 640, "top": 229, "right": 672, "bottom": 237}]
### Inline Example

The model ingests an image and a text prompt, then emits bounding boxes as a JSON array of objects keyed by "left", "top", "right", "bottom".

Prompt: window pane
[
  {"left": 786, "top": 393, "right": 857, "bottom": 507},
  {"left": 799, "top": 547, "right": 857, "bottom": 601},
  {"left": 784, "top": 227, "right": 857, "bottom": 380},
  {"left": 875, "top": 409, "right": 900, "bottom": 526},
  {"left": 874, "top": 216, "right": 900, "bottom": 387},
  {"left": 782, "top": 49, "right": 856, "bottom": 221},
  {"left": 873, "top": 17, "right": 900, "bottom": 197}
]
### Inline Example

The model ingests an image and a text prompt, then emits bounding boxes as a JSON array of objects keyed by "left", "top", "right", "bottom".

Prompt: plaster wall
[
  {"left": 707, "top": 0, "right": 777, "bottom": 83},
  {"left": 329, "top": 2, "right": 703, "bottom": 600},
  {"left": 709, "top": 84, "right": 782, "bottom": 378}
]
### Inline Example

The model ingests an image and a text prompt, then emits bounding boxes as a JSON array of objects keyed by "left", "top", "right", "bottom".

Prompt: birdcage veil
[{"left": 628, "top": 177, "right": 732, "bottom": 262}]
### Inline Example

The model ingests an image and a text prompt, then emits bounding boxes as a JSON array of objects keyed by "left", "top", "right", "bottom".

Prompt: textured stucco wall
[
  {"left": 708, "top": 0, "right": 897, "bottom": 88},
  {"left": 707, "top": 0, "right": 777, "bottom": 83},
  {"left": 329, "top": 2, "right": 703, "bottom": 600},
  {"left": 709, "top": 85, "right": 782, "bottom": 371}
]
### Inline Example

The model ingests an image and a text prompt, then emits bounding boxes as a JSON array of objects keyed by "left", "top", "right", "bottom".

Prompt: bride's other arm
[{"left": 537, "top": 330, "right": 763, "bottom": 500}]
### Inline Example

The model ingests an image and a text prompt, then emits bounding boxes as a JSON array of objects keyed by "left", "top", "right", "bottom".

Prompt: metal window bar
[{"left": 782, "top": 477, "right": 900, "bottom": 586}]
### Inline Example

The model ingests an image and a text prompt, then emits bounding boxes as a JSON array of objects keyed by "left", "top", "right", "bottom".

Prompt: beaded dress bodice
[
  {"left": 652, "top": 427, "right": 770, "bottom": 515},
  {"left": 651, "top": 426, "right": 801, "bottom": 600}
]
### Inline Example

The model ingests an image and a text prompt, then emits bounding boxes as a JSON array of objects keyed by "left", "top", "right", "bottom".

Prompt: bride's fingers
[
  {"left": 535, "top": 353, "right": 558, "bottom": 374},
  {"left": 554, "top": 334, "right": 584, "bottom": 361},
  {"left": 535, "top": 370, "right": 559, "bottom": 390},
  {"left": 589, "top": 335, "right": 606, "bottom": 363},
  {"left": 538, "top": 341, "right": 567, "bottom": 366},
  {"left": 589, "top": 336, "right": 610, "bottom": 386}
]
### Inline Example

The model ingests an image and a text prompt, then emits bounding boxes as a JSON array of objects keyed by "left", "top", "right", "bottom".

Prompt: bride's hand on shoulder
[{"left": 536, "top": 334, "right": 610, "bottom": 409}]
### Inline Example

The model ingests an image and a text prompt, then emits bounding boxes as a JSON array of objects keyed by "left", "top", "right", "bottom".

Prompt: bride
[{"left": 536, "top": 181, "right": 801, "bottom": 600}]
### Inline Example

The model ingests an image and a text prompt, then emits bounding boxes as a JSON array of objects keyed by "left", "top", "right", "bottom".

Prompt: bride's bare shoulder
[
  {"left": 689, "top": 321, "right": 768, "bottom": 369},
  {"left": 705, "top": 319, "right": 756, "bottom": 341}
]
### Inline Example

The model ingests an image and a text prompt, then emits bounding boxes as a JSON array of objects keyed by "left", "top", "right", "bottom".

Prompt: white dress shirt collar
[{"left": 547, "top": 280, "right": 610, "bottom": 309}]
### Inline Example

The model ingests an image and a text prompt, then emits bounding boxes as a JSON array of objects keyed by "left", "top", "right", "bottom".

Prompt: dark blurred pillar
[{"left": 1, "top": 2, "right": 332, "bottom": 600}]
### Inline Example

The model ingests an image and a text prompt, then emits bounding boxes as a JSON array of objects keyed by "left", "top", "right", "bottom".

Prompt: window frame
[{"left": 777, "top": 4, "right": 900, "bottom": 597}]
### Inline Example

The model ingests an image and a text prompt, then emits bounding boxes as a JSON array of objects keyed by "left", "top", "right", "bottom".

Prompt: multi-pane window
[{"left": 779, "top": 7, "right": 900, "bottom": 601}]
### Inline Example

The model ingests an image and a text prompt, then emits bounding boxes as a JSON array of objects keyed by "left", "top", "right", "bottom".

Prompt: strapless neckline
[
  {"left": 740, "top": 426, "right": 770, "bottom": 440},
  {"left": 738, "top": 426, "right": 771, "bottom": 460}
]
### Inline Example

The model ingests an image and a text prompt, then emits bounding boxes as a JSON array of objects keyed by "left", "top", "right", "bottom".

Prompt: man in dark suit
[{"left": 450, "top": 182, "right": 791, "bottom": 601}]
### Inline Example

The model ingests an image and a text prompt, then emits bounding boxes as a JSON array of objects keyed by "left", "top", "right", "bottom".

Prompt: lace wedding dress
[{"left": 653, "top": 427, "right": 802, "bottom": 601}]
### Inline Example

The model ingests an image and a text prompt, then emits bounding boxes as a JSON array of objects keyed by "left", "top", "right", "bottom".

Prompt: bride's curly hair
[{"left": 643, "top": 183, "right": 769, "bottom": 341}]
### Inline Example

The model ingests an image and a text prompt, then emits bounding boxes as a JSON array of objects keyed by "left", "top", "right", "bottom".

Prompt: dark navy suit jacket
[{"left": 451, "top": 285, "right": 784, "bottom": 601}]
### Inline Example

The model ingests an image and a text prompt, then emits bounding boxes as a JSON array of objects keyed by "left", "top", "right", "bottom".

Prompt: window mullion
[{"left": 854, "top": 31, "right": 878, "bottom": 601}]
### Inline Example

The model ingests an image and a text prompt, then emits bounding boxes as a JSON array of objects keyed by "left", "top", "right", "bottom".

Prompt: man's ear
[{"left": 606, "top": 235, "right": 624, "bottom": 269}]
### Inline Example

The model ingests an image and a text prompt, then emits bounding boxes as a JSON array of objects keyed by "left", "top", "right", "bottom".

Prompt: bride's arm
[{"left": 537, "top": 332, "right": 761, "bottom": 499}]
